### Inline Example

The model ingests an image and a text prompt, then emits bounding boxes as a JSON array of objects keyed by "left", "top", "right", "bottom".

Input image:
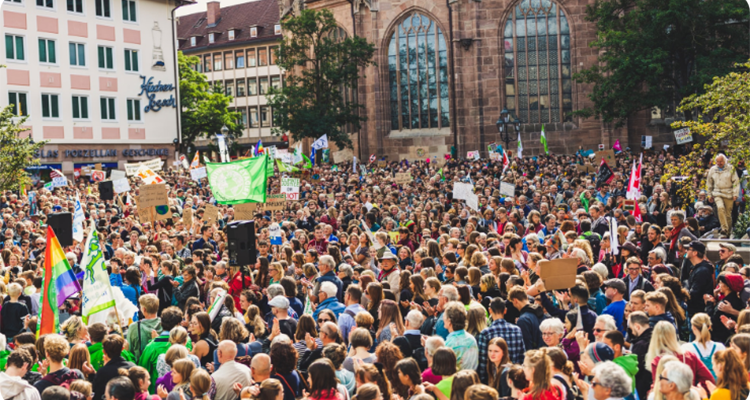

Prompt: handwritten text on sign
[{"left": 281, "top": 178, "right": 300, "bottom": 201}]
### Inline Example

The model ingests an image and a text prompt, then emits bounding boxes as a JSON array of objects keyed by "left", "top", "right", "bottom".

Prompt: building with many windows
[
  {"left": 176, "top": 0, "right": 284, "bottom": 152},
  {"left": 1, "top": 0, "right": 186, "bottom": 174}
]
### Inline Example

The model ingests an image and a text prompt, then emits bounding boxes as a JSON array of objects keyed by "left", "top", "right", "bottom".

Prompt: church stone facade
[{"left": 280, "top": 0, "right": 673, "bottom": 160}]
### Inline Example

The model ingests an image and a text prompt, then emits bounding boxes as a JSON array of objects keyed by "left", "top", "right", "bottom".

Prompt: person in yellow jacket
[{"left": 706, "top": 154, "right": 740, "bottom": 238}]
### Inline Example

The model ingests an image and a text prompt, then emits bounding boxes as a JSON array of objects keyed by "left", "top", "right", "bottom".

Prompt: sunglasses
[
  {"left": 593, "top": 328, "right": 606, "bottom": 333},
  {"left": 318, "top": 318, "right": 331, "bottom": 323}
]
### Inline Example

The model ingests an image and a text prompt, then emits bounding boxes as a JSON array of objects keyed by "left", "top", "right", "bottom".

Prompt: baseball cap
[
  {"left": 686, "top": 240, "right": 706, "bottom": 253},
  {"left": 268, "top": 296, "right": 290, "bottom": 309},
  {"left": 601, "top": 278, "right": 626, "bottom": 294}
]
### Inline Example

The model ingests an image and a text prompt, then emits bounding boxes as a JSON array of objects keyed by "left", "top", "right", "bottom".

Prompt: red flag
[
  {"left": 632, "top": 200, "right": 642, "bottom": 223},
  {"left": 502, "top": 151, "right": 510, "bottom": 172}
]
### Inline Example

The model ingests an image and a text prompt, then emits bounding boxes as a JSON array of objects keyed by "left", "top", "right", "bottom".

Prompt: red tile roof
[{"left": 177, "top": 0, "right": 281, "bottom": 51}]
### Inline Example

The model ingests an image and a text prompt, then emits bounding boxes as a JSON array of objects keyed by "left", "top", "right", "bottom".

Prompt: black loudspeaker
[
  {"left": 48, "top": 212, "right": 73, "bottom": 247},
  {"left": 99, "top": 181, "right": 114, "bottom": 201},
  {"left": 227, "top": 220, "right": 256, "bottom": 266}
]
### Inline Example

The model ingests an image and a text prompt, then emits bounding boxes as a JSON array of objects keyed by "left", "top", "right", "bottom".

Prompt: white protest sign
[
  {"left": 499, "top": 181, "right": 515, "bottom": 197},
  {"left": 113, "top": 178, "right": 131, "bottom": 194},
  {"left": 52, "top": 177, "right": 67, "bottom": 188},
  {"left": 452, "top": 182, "right": 474, "bottom": 200},
  {"left": 125, "top": 158, "right": 164, "bottom": 176},
  {"left": 281, "top": 177, "right": 300, "bottom": 201},
  {"left": 190, "top": 167, "right": 208, "bottom": 181},
  {"left": 269, "top": 223, "right": 282, "bottom": 245},
  {"left": 364, "top": 202, "right": 374, "bottom": 212},
  {"left": 673, "top": 128, "right": 692, "bottom": 144},
  {"left": 466, "top": 193, "right": 479, "bottom": 211},
  {"left": 136, "top": 165, "right": 165, "bottom": 184},
  {"left": 110, "top": 170, "right": 126, "bottom": 181}
]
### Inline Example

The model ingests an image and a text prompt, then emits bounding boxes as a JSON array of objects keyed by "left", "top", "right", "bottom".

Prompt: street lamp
[
  {"left": 216, "top": 125, "right": 231, "bottom": 161},
  {"left": 496, "top": 108, "right": 522, "bottom": 151}
]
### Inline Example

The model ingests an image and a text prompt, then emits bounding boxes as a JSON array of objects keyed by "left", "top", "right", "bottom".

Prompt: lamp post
[
  {"left": 216, "top": 125, "right": 230, "bottom": 161},
  {"left": 495, "top": 108, "right": 522, "bottom": 152}
]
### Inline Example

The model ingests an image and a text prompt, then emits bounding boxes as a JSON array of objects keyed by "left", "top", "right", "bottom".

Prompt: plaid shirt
[{"left": 476, "top": 318, "right": 526, "bottom": 384}]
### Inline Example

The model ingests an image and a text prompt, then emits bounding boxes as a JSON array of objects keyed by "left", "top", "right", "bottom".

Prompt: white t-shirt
[{"left": 681, "top": 341, "right": 726, "bottom": 359}]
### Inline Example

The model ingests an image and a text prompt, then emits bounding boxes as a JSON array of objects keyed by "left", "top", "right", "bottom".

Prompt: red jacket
[
  {"left": 228, "top": 271, "right": 254, "bottom": 311},
  {"left": 652, "top": 351, "right": 715, "bottom": 387}
]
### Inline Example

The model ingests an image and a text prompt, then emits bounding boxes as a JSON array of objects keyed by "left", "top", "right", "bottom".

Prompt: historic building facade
[{"left": 280, "top": 0, "right": 673, "bottom": 160}]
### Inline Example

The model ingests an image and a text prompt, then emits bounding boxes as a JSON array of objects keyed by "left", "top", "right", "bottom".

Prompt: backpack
[
  {"left": 693, "top": 342, "right": 718, "bottom": 379},
  {"left": 411, "top": 343, "right": 428, "bottom": 371},
  {"left": 582, "top": 232, "right": 601, "bottom": 261},
  {"left": 42, "top": 368, "right": 81, "bottom": 389}
]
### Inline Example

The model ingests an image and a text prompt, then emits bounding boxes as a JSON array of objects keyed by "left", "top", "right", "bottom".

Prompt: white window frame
[
  {"left": 126, "top": 98, "right": 142, "bottom": 122},
  {"left": 228, "top": 30, "right": 235, "bottom": 40},
  {"left": 71, "top": 95, "right": 89, "bottom": 120},
  {"left": 208, "top": 33, "right": 215, "bottom": 44},
  {"left": 69, "top": 42, "right": 86, "bottom": 67},
  {"left": 124, "top": 48, "right": 139, "bottom": 72},
  {"left": 67, "top": 0, "right": 84, "bottom": 14},
  {"left": 274, "top": 24, "right": 281, "bottom": 35},
  {"left": 4, "top": 0, "right": 24, "bottom": 8},
  {"left": 100, "top": 96, "right": 117, "bottom": 121},
  {"left": 8, "top": 91, "right": 29, "bottom": 117},
  {"left": 41, "top": 93, "right": 61, "bottom": 119},
  {"left": 38, "top": 38, "right": 58, "bottom": 65},
  {"left": 36, "top": 0, "right": 55, "bottom": 10},
  {"left": 95, "top": 0, "right": 111, "bottom": 18},
  {"left": 250, "top": 27, "right": 257, "bottom": 38},
  {"left": 4, "top": 34, "right": 26, "bottom": 63},
  {"left": 121, "top": 0, "right": 137, "bottom": 22},
  {"left": 97, "top": 45, "right": 114, "bottom": 70},
  {"left": 190, "top": 37, "right": 196, "bottom": 47}
]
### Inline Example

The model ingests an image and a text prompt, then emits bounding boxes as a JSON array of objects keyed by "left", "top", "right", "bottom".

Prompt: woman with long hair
[
  {"left": 365, "top": 282, "right": 383, "bottom": 332},
  {"left": 729, "top": 333, "right": 750, "bottom": 372},
  {"left": 187, "top": 369, "right": 212, "bottom": 400},
  {"left": 119, "top": 366, "right": 160, "bottom": 400},
  {"left": 376, "top": 341, "right": 407, "bottom": 398},
  {"left": 446, "top": 370, "right": 480, "bottom": 400},
  {"left": 547, "top": 347, "right": 580, "bottom": 400},
  {"left": 269, "top": 341, "right": 302, "bottom": 399},
  {"left": 375, "top": 299, "right": 404, "bottom": 343},
  {"left": 422, "top": 348, "right": 458, "bottom": 399},
  {"left": 486, "top": 337, "right": 511, "bottom": 397},
  {"left": 68, "top": 344, "right": 93, "bottom": 380},
  {"left": 658, "top": 287, "right": 688, "bottom": 339},
  {"left": 646, "top": 321, "right": 715, "bottom": 386},
  {"left": 246, "top": 379, "right": 284, "bottom": 400},
  {"left": 520, "top": 349, "right": 562, "bottom": 400},
  {"left": 697, "top": 350, "right": 750, "bottom": 400},
  {"left": 157, "top": 359, "right": 194, "bottom": 400},
  {"left": 466, "top": 303, "right": 487, "bottom": 339},
  {"left": 681, "top": 313, "right": 725, "bottom": 379},
  {"left": 395, "top": 358, "right": 425, "bottom": 399},
  {"left": 306, "top": 359, "right": 345, "bottom": 400},
  {"left": 188, "top": 312, "right": 218, "bottom": 367},
  {"left": 354, "top": 363, "right": 392, "bottom": 400}
]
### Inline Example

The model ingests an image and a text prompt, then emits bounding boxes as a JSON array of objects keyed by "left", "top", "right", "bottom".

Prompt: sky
[{"left": 176, "top": 0, "right": 258, "bottom": 17}]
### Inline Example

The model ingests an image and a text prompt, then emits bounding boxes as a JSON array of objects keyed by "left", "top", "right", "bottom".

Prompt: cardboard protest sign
[
  {"left": 203, "top": 204, "right": 219, "bottom": 226},
  {"left": 113, "top": 178, "right": 131, "bottom": 194},
  {"left": 52, "top": 177, "right": 68, "bottom": 188},
  {"left": 264, "top": 194, "right": 286, "bottom": 211},
  {"left": 183, "top": 208, "right": 193, "bottom": 227},
  {"left": 538, "top": 258, "right": 579, "bottom": 291},
  {"left": 234, "top": 202, "right": 257, "bottom": 220},
  {"left": 154, "top": 205, "right": 172, "bottom": 221},
  {"left": 594, "top": 150, "right": 616, "bottom": 167},
  {"left": 388, "top": 231, "right": 400, "bottom": 243},
  {"left": 332, "top": 148, "right": 354, "bottom": 164},
  {"left": 395, "top": 173, "right": 413, "bottom": 185},
  {"left": 81, "top": 166, "right": 92, "bottom": 176},
  {"left": 138, "top": 184, "right": 168, "bottom": 208},
  {"left": 94, "top": 163, "right": 102, "bottom": 171},
  {"left": 377, "top": 161, "right": 387, "bottom": 168},
  {"left": 499, "top": 182, "right": 515, "bottom": 197},
  {"left": 190, "top": 167, "right": 207, "bottom": 181}
]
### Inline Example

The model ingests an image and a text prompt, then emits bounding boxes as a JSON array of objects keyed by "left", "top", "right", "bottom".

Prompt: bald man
[
  {"left": 250, "top": 353, "right": 271, "bottom": 383},
  {"left": 212, "top": 340, "right": 252, "bottom": 400}
]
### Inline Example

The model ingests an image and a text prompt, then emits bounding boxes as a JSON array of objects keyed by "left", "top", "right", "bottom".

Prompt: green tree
[
  {"left": 0, "top": 106, "right": 46, "bottom": 191},
  {"left": 178, "top": 52, "right": 242, "bottom": 156},
  {"left": 267, "top": 9, "right": 375, "bottom": 150},
  {"left": 663, "top": 60, "right": 750, "bottom": 209},
  {"left": 572, "top": 0, "right": 749, "bottom": 125}
]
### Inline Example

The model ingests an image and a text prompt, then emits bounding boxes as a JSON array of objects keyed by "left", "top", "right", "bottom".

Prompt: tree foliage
[
  {"left": 267, "top": 9, "right": 376, "bottom": 150},
  {"left": 572, "top": 0, "right": 749, "bottom": 125},
  {"left": 0, "top": 106, "right": 46, "bottom": 191},
  {"left": 178, "top": 52, "right": 242, "bottom": 155},
  {"left": 663, "top": 60, "right": 750, "bottom": 204}
]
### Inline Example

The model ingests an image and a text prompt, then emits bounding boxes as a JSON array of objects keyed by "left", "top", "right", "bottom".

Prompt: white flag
[
  {"left": 312, "top": 134, "right": 329, "bottom": 150},
  {"left": 216, "top": 134, "right": 229, "bottom": 163},
  {"left": 80, "top": 224, "right": 117, "bottom": 324},
  {"left": 608, "top": 217, "right": 619, "bottom": 256},
  {"left": 353, "top": 156, "right": 358, "bottom": 173},
  {"left": 72, "top": 195, "right": 85, "bottom": 243},
  {"left": 517, "top": 132, "right": 523, "bottom": 159},
  {"left": 292, "top": 143, "right": 304, "bottom": 165}
]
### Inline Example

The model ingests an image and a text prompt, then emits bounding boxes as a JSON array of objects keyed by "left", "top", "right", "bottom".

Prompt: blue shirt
[
  {"left": 339, "top": 303, "right": 366, "bottom": 345},
  {"left": 603, "top": 299, "right": 627, "bottom": 334},
  {"left": 313, "top": 296, "right": 346, "bottom": 321}
]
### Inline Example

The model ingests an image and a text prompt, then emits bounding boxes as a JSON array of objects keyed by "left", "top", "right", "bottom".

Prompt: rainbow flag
[{"left": 37, "top": 225, "right": 82, "bottom": 336}]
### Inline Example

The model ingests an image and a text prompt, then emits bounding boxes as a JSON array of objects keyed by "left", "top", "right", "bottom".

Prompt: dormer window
[
  {"left": 228, "top": 30, "right": 235, "bottom": 40},
  {"left": 250, "top": 27, "right": 257, "bottom": 38},
  {"left": 275, "top": 24, "right": 281, "bottom": 35},
  {"left": 190, "top": 37, "right": 196, "bottom": 46},
  {"left": 208, "top": 33, "right": 215, "bottom": 43}
]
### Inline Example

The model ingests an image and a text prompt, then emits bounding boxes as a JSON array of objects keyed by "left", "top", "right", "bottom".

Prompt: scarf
[
  {"left": 378, "top": 266, "right": 397, "bottom": 281},
  {"left": 669, "top": 223, "right": 685, "bottom": 252}
]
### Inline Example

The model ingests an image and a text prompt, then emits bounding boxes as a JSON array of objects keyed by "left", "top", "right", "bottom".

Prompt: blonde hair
[
  {"left": 650, "top": 355, "right": 679, "bottom": 400},
  {"left": 690, "top": 313, "right": 712, "bottom": 346},
  {"left": 572, "top": 240, "right": 594, "bottom": 266},
  {"left": 165, "top": 345, "right": 190, "bottom": 367},
  {"left": 646, "top": 321, "right": 682, "bottom": 371},
  {"left": 524, "top": 348, "right": 552, "bottom": 399},
  {"left": 7, "top": 282, "right": 22, "bottom": 298},
  {"left": 190, "top": 369, "right": 211, "bottom": 400},
  {"left": 61, "top": 316, "right": 85, "bottom": 342},
  {"left": 69, "top": 380, "right": 92, "bottom": 398},
  {"left": 169, "top": 326, "right": 189, "bottom": 345},
  {"left": 466, "top": 303, "right": 488, "bottom": 337},
  {"left": 172, "top": 359, "right": 195, "bottom": 385}
]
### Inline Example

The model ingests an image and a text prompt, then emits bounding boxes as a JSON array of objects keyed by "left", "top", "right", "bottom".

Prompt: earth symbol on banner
[{"left": 211, "top": 164, "right": 252, "bottom": 200}]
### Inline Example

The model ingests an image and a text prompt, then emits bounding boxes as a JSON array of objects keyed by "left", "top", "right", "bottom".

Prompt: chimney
[{"left": 207, "top": 1, "right": 221, "bottom": 27}]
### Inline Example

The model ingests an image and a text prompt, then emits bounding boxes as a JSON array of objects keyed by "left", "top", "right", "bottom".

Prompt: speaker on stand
[
  {"left": 48, "top": 212, "right": 73, "bottom": 247},
  {"left": 227, "top": 220, "right": 256, "bottom": 289}
]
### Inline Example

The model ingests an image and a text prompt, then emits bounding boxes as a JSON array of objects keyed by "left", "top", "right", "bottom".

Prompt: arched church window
[
  {"left": 503, "top": 0, "right": 572, "bottom": 124},
  {"left": 388, "top": 13, "right": 449, "bottom": 131}
]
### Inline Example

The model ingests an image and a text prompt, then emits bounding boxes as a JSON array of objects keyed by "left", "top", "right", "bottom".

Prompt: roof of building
[{"left": 177, "top": 0, "right": 281, "bottom": 51}]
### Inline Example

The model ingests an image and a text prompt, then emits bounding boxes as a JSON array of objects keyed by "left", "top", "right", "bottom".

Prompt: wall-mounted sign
[
  {"left": 35, "top": 148, "right": 170, "bottom": 158},
  {"left": 139, "top": 76, "right": 176, "bottom": 112}
]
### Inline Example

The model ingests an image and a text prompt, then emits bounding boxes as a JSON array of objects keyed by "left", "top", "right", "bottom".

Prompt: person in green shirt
[
  {"left": 138, "top": 306, "right": 187, "bottom": 394},
  {"left": 602, "top": 330, "right": 639, "bottom": 391},
  {"left": 126, "top": 293, "right": 162, "bottom": 363},
  {"left": 423, "top": 347, "right": 458, "bottom": 400}
]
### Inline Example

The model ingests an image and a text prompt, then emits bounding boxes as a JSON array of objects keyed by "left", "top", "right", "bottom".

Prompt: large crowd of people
[{"left": 0, "top": 148, "right": 749, "bottom": 400}]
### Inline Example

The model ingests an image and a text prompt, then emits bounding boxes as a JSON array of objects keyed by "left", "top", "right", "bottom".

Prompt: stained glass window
[
  {"left": 388, "top": 13, "right": 449, "bottom": 131},
  {"left": 503, "top": 0, "right": 572, "bottom": 124}
]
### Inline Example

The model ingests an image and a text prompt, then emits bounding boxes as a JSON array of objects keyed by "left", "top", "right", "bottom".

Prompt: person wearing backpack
[
  {"left": 680, "top": 313, "right": 725, "bottom": 380},
  {"left": 392, "top": 310, "right": 428, "bottom": 371},
  {"left": 33, "top": 334, "right": 85, "bottom": 394}
]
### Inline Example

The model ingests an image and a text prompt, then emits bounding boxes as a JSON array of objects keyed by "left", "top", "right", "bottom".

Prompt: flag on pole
[
  {"left": 310, "top": 147, "right": 316, "bottom": 167},
  {"left": 517, "top": 132, "right": 523, "bottom": 159},
  {"left": 203, "top": 155, "right": 211, "bottom": 164},
  {"left": 369, "top": 154, "right": 376, "bottom": 164},
  {"left": 299, "top": 154, "right": 313, "bottom": 169},
  {"left": 613, "top": 139, "right": 622, "bottom": 153},
  {"left": 256, "top": 140, "right": 264, "bottom": 156},
  {"left": 292, "top": 143, "right": 304, "bottom": 165},
  {"left": 205, "top": 156, "right": 269, "bottom": 204},
  {"left": 72, "top": 195, "right": 85, "bottom": 243},
  {"left": 276, "top": 159, "right": 299, "bottom": 173},
  {"left": 190, "top": 152, "right": 200, "bottom": 169},
  {"left": 502, "top": 151, "right": 510, "bottom": 173},
  {"left": 180, "top": 155, "right": 189, "bottom": 170},
  {"left": 540, "top": 124, "right": 549, "bottom": 155},
  {"left": 80, "top": 224, "right": 116, "bottom": 324},
  {"left": 596, "top": 158, "right": 615, "bottom": 189},
  {"left": 38, "top": 226, "right": 82, "bottom": 337},
  {"left": 312, "top": 134, "right": 328, "bottom": 150},
  {"left": 627, "top": 154, "right": 642, "bottom": 200}
]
